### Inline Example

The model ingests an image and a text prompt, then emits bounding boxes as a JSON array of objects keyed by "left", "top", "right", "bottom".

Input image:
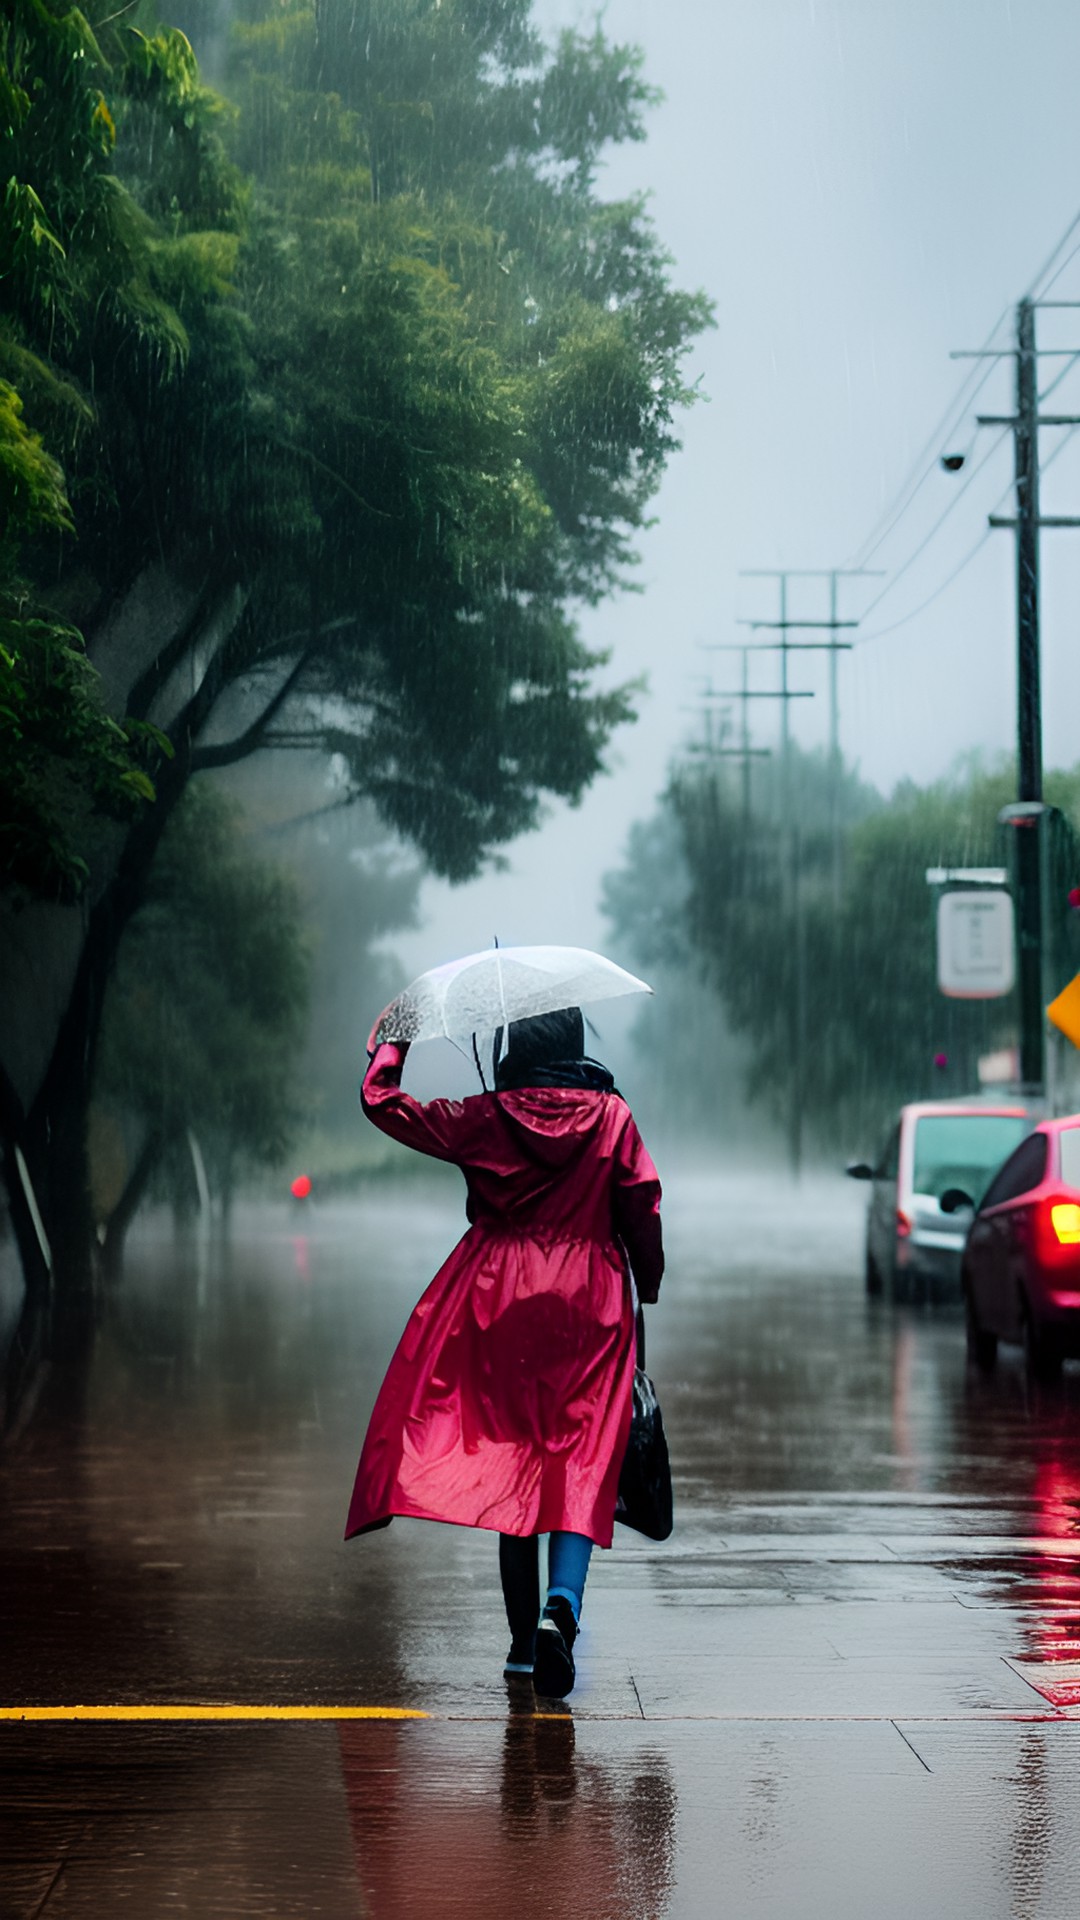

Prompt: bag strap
[{"left": 636, "top": 1305, "right": 646, "bottom": 1369}]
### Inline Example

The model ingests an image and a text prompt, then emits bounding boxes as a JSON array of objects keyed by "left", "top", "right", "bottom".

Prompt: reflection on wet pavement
[
  {"left": 337, "top": 1715, "right": 678, "bottom": 1919},
  {"left": 3, "top": 1171, "right": 1080, "bottom": 1916}
]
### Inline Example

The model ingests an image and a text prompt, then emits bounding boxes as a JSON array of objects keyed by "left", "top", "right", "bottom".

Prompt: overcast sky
[{"left": 393, "top": 0, "right": 1080, "bottom": 981}]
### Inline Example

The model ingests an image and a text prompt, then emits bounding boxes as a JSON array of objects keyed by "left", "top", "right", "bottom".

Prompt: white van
[{"left": 847, "top": 1102, "right": 1031, "bottom": 1302}]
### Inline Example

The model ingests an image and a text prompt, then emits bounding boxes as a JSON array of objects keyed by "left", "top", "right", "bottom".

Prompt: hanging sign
[{"left": 936, "top": 890, "right": 1015, "bottom": 999}]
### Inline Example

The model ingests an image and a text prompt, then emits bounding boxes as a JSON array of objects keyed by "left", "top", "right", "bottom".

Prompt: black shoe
[
  {"left": 504, "top": 1638, "right": 535, "bottom": 1676},
  {"left": 533, "top": 1597, "right": 577, "bottom": 1698}
]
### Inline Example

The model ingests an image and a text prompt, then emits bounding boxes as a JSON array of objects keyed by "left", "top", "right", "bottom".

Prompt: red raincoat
[{"left": 345, "top": 1043, "right": 664, "bottom": 1547}]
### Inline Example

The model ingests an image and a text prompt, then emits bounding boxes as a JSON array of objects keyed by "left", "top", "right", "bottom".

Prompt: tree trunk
[
  {"left": 99, "top": 1127, "right": 166, "bottom": 1282},
  {"left": 20, "top": 973, "right": 104, "bottom": 1305},
  {"left": 1, "top": 579, "right": 249, "bottom": 1336},
  {"left": 0, "top": 1102, "right": 51, "bottom": 1305},
  {"left": 1, "top": 589, "right": 285, "bottom": 1315},
  {"left": 30, "top": 1099, "right": 96, "bottom": 1296},
  {"left": 15, "top": 747, "right": 193, "bottom": 1301},
  {"left": 1, "top": 1113, "right": 99, "bottom": 1435}
]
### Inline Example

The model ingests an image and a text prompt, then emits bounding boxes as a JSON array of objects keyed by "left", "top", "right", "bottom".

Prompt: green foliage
[
  {"left": 601, "top": 797, "right": 763, "bottom": 1145},
  {"left": 667, "top": 751, "right": 1080, "bottom": 1151},
  {"left": 603, "top": 804, "right": 695, "bottom": 976},
  {"left": 0, "top": 377, "right": 72, "bottom": 534},
  {"left": 2, "top": 0, "right": 710, "bottom": 895},
  {"left": 2, "top": 0, "right": 711, "bottom": 1288},
  {"left": 0, "top": 1, "right": 219, "bottom": 895},
  {"left": 0, "top": 596, "right": 170, "bottom": 895},
  {"left": 208, "top": 0, "right": 712, "bottom": 871},
  {"left": 0, "top": 361, "right": 168, "bottom": 897},
  {"left": 97, "top": 781, "right": 312, "bottom": 1198}
]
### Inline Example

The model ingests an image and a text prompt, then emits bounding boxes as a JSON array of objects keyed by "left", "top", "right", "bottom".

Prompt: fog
[
  {"left": 8, "top": 0, "right": 1080, "bottom": 1279},
  {"left": 395, "top": 0, "right": 1080, "bottom": 984}
]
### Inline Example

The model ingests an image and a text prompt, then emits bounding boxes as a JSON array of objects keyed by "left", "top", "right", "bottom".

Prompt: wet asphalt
[{"left": 2, "top": 1167, "right": 1080, "bottom": 1918}]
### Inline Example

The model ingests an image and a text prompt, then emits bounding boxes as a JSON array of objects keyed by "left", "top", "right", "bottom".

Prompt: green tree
[
  {"left": 0, "top": 367, "right": 164, "bottom": 897},
  {"left": 600, "top": 799, "right": 759, "bottom": 1144},
  {"left": 669, "top": 750, "right": 1080, "bottom": 1156},
  {"left": 0, "top": 0, "right": 711, "bottom": 1301}
]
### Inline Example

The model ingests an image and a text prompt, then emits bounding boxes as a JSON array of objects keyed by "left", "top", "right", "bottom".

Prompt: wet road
[{"left": 3, "top": 1169, "right": 1080, "bottom": 1918}]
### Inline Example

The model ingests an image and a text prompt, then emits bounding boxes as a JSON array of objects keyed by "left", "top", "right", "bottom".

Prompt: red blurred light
[
  {"left": 895, "top": 1208, "right": 912, "bottom": 1239},
  {"left": 1031, "top": 1194, "right": 1080, "bottom": 1264},
  {"left": 291, "top": 1174, "right": 313, "bottom": 1200},
  {"left": 1051, "top": 1201, "right": 1080, "bottom": 1244},
  {"left": 1069, "top": 887, "right": 1080, "bottom": 911},
  {"left": 933, "top": 1051, "right": 948, "bottom": 1069}
]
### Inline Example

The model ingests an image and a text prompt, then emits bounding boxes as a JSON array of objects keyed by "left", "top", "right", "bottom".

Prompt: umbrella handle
[{"left": 493, "top": 943, "right": 509, "bottom": 1033}]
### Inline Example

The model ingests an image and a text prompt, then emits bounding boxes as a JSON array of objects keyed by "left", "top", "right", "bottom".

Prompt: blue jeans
[
  {"left": 499, "top": 1530, "right": 594, "bottom": 1639},
  {"left": 547, "top": 1530, "right": 593, "bottom": 1619}
]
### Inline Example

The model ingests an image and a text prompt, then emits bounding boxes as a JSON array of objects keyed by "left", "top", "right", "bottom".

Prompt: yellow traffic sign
[{"left": 1047, "top": 973, "right": 1080, "bottom": 1050}]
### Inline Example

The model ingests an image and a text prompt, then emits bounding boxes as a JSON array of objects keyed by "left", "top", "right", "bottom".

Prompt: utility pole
[
  {"left": 1013, "top": 300, "right": 1046, "bottom": 1095},
  {"left": 695, "top": 675, "right": 808, "bottom": 825},
  {"left": 681, "top": 683, "right": 731, "bottom": 760},
  {"left": 962, "top": 297, "right": 1080, "bottom": 1092},
  {"left": 713, "top": 574, "right": 830, "bottom": 1179},
  {"left": 740, "top": 567, "right": 880, "bottom": 901},
  {"left": 827, "top": 573, "right": 846, "bottom": 905},
  {"left": 695, "top": 648, "right": 773, "bottom": 824}
]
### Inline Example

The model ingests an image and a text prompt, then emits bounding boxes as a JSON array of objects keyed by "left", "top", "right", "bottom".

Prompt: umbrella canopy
[{"left": 373, "top": 945, "right": 652, "bottom": 1047}]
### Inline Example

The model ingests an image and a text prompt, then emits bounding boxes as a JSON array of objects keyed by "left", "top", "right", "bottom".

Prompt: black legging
[{"left": 499, "top": 1533, "right": 540, "bottom": 1644}]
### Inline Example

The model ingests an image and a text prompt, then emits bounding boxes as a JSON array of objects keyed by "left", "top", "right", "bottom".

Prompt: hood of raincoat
[
  {"left": 491, "top": 1083, "right": 621, "bottom": 1173},
  {"left": 489, "top": 1010, "right": 618, "bottom": 1172}
]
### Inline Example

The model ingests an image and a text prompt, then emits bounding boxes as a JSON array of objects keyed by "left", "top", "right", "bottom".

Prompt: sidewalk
[{"left": 3, "top": 1181, "right": 1080, "bottom": 1916}]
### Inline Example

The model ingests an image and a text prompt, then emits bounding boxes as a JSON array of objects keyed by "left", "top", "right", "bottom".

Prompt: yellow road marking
[
  {"left": 2, "top": 1706, "right": 1077, "bottom": 1725},
  {"left": 0, "top": 1705, "right": 429, "bottom": 1722}
]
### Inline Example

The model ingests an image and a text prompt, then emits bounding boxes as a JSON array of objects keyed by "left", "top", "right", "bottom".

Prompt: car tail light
[
  {"left": 1051, "top": 1202, "right": 1080, "bottom": 1245},
  {"left": 896, "top": 1208, "right": 912, "bottom": 1239},
  {"left": 1032, "top": 1194, "right": 1080, "bottom": 1260}
]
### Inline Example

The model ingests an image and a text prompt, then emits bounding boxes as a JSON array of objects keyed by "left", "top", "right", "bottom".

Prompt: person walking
[{"left": 345, "top": 1006, "right": 664, "bottom": 1697}]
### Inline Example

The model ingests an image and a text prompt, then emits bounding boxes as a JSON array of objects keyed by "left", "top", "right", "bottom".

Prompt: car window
[
  {"left": 875, "top": 1124, "right": 900, "bottom": 1180},
  {"left": 1059, "top": 1127, "right": 1080, "bottom": 1191},
  {"left": 980, "top": 1132, "right": 1048, "bottom": 1211},
  {"left": 912, "top": 1113, "right": 1029, "bottom": 1205}
]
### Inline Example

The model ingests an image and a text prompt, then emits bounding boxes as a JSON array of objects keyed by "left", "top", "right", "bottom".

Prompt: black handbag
[{"left": 615, "top": 1311, "right": 673, "bottom": 1541}]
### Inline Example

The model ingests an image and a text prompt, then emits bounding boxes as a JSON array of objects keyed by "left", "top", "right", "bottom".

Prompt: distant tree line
[
  {"left": 604, "top": 750, "right": 1080, "bottom": 1160},
  {"left": 0, "top": 0, "right": 712, "bottom": 1316}
]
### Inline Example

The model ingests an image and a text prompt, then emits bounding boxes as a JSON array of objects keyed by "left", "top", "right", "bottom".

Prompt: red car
[{"left": 955, "top": 1116, "right": 1080, "bottom": 1375}]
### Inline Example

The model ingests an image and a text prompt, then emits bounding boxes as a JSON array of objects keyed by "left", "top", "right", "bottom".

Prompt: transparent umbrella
[{"left": 373, "top": 945, "right": 652, "bottom": 1047}]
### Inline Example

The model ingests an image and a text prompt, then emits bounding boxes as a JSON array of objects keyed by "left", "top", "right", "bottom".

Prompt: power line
[
  {"left": 855, "top": 526, "right": 994, "bottom": 646},
  {"left": 1024, "top": 205, "right": 1080, "bottom": 300},
  {"left": 853, "top": 426, "right": 1011, "bottom": 625},
  {"left": 1037, "top": 236, "right": 1080, "bottom": 305},
  {"left": 1039, "top": 348, "right": 1080, "bottom": 405},
  {"left": 686, "top": 650, "right": 771, "bottom": 823},
  {"left": 1035, "top": 413, "right": 1080, "bottom": 479},
  {"left": 850, "top": 347, "right": 1006, "bottom": 571},
  {"left": 856, "top": 419, "right": 1080, "bottom": 646},
  {"left": 847, "top": 206, "right": 1080, "bottom": 578}
]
